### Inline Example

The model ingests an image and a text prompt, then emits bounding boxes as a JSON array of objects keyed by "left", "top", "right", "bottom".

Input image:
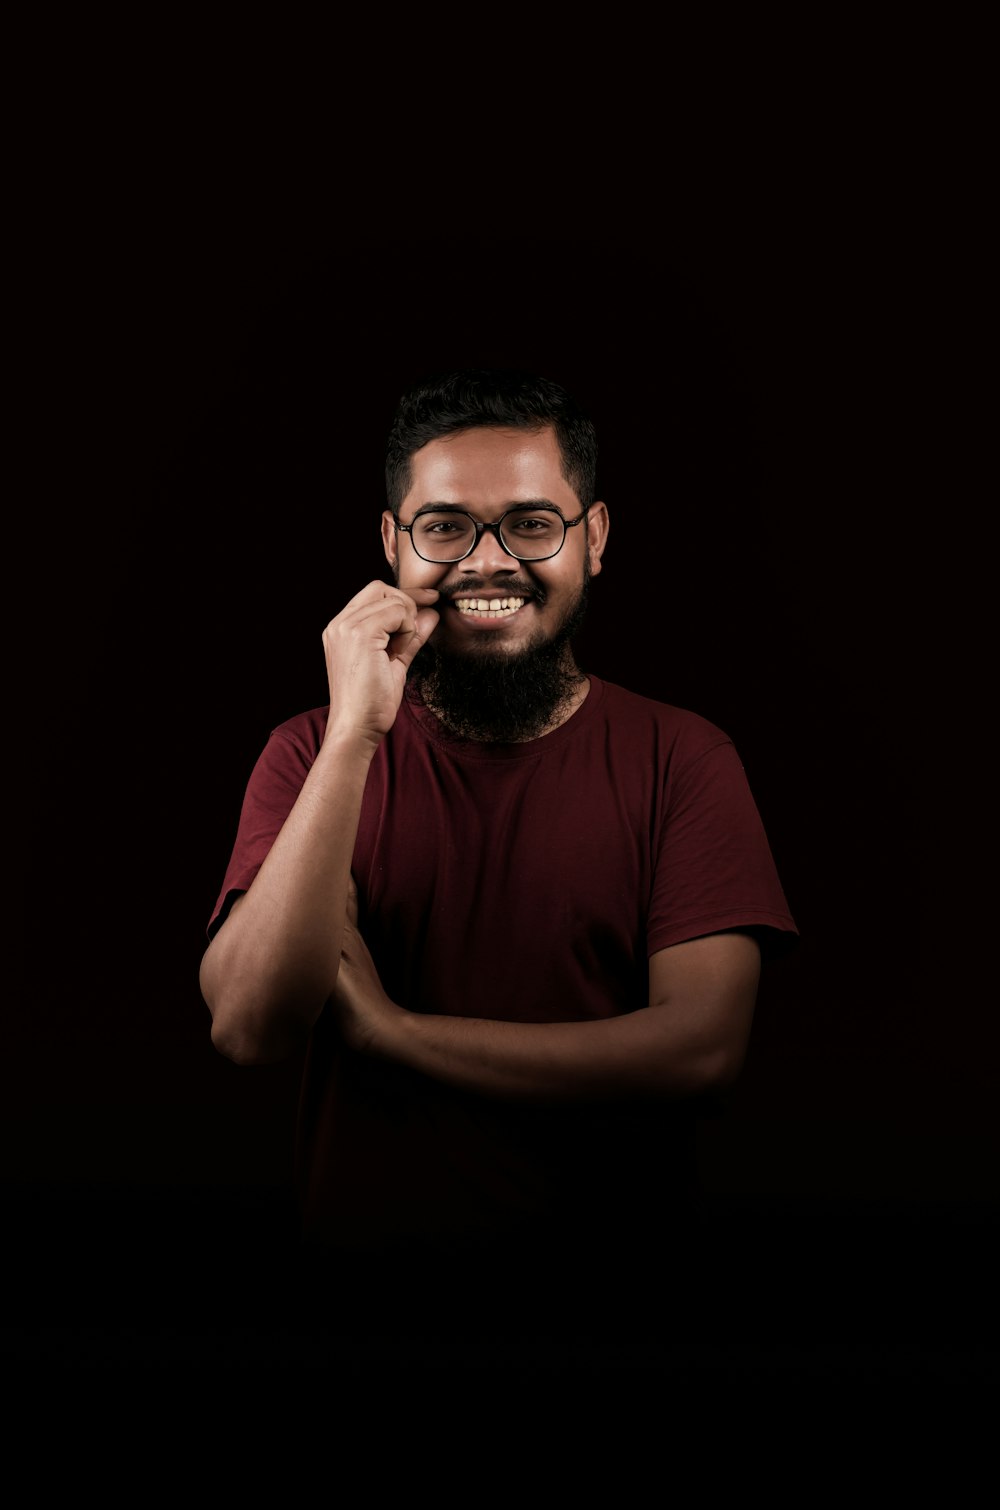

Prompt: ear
[
  {"left": 586, "top": 502, "right": 609, "bottom": 578},
  {"left": 381, "top": 511, "right": 399, "bottom": 572}
]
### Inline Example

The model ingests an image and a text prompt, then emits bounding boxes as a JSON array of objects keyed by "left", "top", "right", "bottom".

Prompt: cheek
[
  {"left": 547, "top": 556, "right": 589, "bottom": 596},
  {"left": 399, "top": 558, "right": 450, "bottom": 592}
]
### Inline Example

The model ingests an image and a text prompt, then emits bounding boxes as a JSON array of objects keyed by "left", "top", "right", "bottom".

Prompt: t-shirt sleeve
[
  {"left": 206, "top": 724, "right": 319, "bottom": 941},
  {"left": 646, "top": 737, "right": 798, "bottom": 957}
]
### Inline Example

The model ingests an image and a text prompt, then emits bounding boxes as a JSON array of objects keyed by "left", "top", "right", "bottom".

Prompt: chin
[{"left": 453, "top": 629, "right": 548, "bottom": 657}]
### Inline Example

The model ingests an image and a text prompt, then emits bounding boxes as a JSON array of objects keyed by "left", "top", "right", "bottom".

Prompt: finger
[
  {"left": 362, "top": 585, "right": 439, "bottom": 631},
  {"left": 325, "top": 584, "right": 439, "bottom": 636},
  {"left": 388, "top": 606, "right": 439, "bottom": 669},
  {"left": 352, "top": 581, "right": 439, "bottom": 607},
  {"left": 330, "top": 595, "right": 424, "bottom": 647}
]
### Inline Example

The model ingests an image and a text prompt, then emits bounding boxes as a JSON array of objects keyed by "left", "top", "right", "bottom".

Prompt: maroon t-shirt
[{"left": 209, "top": 676, "right": 797, "bottom": 1258}]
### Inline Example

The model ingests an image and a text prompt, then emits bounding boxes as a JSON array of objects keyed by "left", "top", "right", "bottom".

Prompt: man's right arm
[{"left": 198, "top": 580, "right": 440, "bottom": 1065}]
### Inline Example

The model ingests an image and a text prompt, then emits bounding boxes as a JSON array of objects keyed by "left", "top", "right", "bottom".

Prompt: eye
[
  {"left": 417, "top": 517, "right": 464, "bottom": 535},
  {"left": 506, "top": 514, "right": 558, "bottom": 534}
]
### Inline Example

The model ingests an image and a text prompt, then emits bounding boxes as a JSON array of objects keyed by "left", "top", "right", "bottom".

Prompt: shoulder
[
  {"left": 266, "top": 705, "right": 330, "bottom": 760},
  {"left": 589, "top": 677, "right": 734, "bottom": 760},
  {"left": 240, "top": 706, "right": 331, "bottom": 792}
]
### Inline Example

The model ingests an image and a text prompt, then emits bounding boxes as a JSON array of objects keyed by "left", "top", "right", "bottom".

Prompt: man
[{"left": 199, "top": 368, "right": 797, "bottom": 1354}]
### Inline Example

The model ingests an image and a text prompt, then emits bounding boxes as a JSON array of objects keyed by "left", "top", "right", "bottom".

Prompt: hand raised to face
[{"left": 321, "top": 581, "right": 439, "bottom": 751}]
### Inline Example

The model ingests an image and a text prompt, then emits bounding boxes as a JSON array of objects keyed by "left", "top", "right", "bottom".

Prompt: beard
[{"left": 406, "top": 568, "right": 592, "bottom": 743}]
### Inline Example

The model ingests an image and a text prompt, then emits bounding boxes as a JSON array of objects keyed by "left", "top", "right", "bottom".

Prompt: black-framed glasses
[{"left": 394, "top": 504, "right": 588, "bottom": 563}]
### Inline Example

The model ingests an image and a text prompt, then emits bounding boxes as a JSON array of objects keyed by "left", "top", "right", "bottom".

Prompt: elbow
[
  {"left": 209, "top": 1014, "right": 250, "bottom": 1065},
  {"left": 209, "top": 1006, "right": 310, "bottom": 1066},
  {"left": 678, "top": 1039, "right": 749, "bottom": 1098},
  {"left": 204, "top": 977, "right": 313, "bottom": 1066},
  {"left": 200, "top": 948, "right": 317, "bottom": 1065}
]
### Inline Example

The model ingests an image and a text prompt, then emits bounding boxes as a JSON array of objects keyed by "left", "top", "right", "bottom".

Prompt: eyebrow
[{"left": 410, "top": 499, "right": 564, "bottom": 518}]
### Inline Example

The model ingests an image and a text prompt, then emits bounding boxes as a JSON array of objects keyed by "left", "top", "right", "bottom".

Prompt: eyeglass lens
[{"left": 410, "top": 510, "right": 565, "bottom": 562}]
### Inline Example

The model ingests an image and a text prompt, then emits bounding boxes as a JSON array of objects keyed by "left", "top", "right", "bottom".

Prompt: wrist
[
  {"left": 318, "top": 724, "right": 382, "bottom": 766},
  {"left": 378, "top": 999, "right": 421, "bottom": 1066}
]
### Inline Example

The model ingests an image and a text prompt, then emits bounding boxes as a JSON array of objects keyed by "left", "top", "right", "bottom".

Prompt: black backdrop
[{"left": 10, "top": 225, "right": 994, "bottom": 1377}]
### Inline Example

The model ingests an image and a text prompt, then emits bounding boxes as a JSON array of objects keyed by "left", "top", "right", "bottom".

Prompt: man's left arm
[{"left": 333, "top": 923, "right": 760, "bottom": 1103}]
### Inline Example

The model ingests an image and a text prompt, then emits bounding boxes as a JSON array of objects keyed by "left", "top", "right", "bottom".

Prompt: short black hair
[{"left": 385, "top": 368, "right": 598, "bottom": 513}]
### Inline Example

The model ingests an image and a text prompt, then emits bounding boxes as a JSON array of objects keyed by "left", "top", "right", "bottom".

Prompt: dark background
[{"left": 10, "top": 215, "right": 994, "bottom": 1378}]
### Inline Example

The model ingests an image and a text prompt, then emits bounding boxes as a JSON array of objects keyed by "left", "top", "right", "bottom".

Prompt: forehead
[{"left": 402, "top": 425, "right": 577, "bottom": 513}]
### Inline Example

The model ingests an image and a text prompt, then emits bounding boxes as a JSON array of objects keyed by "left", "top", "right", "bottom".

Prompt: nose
[{"left": 462, "top": 521, "right": 519, "bottom": 573}]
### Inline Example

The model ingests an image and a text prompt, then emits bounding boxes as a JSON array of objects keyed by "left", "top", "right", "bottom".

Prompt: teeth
[{"left": 455, "top": 597, "right": 525, "bottom": 617}]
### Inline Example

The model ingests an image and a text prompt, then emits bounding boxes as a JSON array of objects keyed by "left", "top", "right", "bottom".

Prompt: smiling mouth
[{"left": 452, "top": 596, "right": 527, "bottom": 619}]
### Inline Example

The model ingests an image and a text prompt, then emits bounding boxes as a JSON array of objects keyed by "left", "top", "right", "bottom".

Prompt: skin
[{"left": 200, "top": 423, "right": 760, "bottom": 1096}]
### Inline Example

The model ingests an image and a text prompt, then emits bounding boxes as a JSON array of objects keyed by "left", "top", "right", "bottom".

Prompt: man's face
[{"left": 382, "top": 425, "right": 609, "bottom": 662}]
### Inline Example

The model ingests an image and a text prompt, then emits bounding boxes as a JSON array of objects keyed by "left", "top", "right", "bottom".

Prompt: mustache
[{"left": 439, "top": 576, "right": 545, "bottom": 604}]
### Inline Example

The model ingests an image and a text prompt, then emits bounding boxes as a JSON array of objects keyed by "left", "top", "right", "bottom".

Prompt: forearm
[
  {"left": 200, "top": 733, "right": 374, "bottom": 1063},
  {"left": 367, "top": 998, "right": 740, "bottom": 1104},
  {"left": 335, "top": 921, "right": 757, "bottom": 1101}
]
